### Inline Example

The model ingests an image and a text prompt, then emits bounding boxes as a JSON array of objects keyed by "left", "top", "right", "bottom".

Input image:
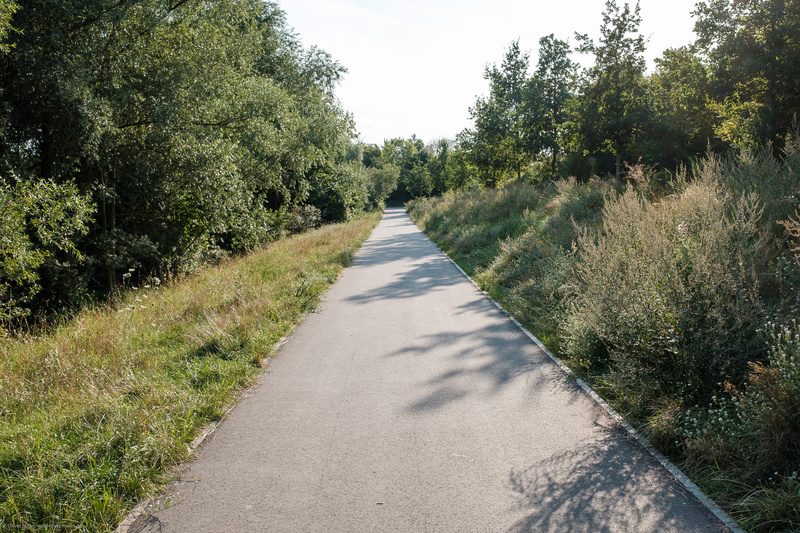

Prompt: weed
[{"left": 564, "top": 175, "right": 772, "bottom": 411}]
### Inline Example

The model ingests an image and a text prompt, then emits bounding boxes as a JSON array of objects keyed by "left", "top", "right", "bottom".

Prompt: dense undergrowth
[
  {"left": 408, "top": 145, "right": 800, "bottom": 532},
  {"left": 0, "top": 212, "right": 380, "bottom": 532}
]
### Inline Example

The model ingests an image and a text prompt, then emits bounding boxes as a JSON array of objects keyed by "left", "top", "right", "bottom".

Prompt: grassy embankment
[
  {"left": 0, "top": 212, "right": 380, "bottom": 532},
  {"left": 408, "top": 149, "right": 800, "bottom": 532}
]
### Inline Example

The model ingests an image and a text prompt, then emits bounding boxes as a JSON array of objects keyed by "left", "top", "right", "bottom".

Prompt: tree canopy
[
  {"left": 576, "top": 0, "right": 648, "bottom": 180},
  {"left": 694, "top": 0, "right": 800, "bottom": 149},
  {"left": 450, "top": 0, "right": 800, "bottom": 184},
  {"left": 0, "top": 0, "right": 386, "bottom": 322},
  {"left": 463, "top": 40, "right": 541, "bottom": 187}
]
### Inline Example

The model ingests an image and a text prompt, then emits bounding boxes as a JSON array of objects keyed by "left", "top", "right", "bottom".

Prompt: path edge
[
  {"left": 115, "top": 218, "right": 383, "bottom": 533},
  {"left": 432, "top": 238, "right": 747, "bottom": 533},
  {"left": 114, "top": 329, "right": 301, "bottom": 533}
]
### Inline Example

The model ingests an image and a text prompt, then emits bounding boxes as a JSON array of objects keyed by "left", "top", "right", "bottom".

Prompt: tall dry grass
[{"left": 562, "top": 174, "right": 772, "bottom": 413}]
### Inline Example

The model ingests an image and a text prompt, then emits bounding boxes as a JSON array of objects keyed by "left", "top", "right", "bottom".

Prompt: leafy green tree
[
  {"left": 646, "top": 46, "right": 720, "bottom": 166},
  {"left": 535, "top": 34, "right": 578, "bottom": 177},
  {"left": 362, "top": 144, "right": 383, "bottom": 168},
  {"left": 357, "top": 142, "right": 399, "bottom": 207},
  {"left": 379, "top": 136, "right": 433, "bottom": 200},
  {"left": 693, "top": 0, "right": 800, "bottom": 149},
  {"left": 0, "top": 175, "right": 92, "bottom": 322},
  {"left": 365, "top": 164, "right": 399, "bottom": 208},
  {"left": 463, "top": 100, "right": 508, "bottom": 188},
  {"left": 400, "top": 136, "right": 432, "bottom": 198},
  {"left": 576, "top": 0, "right": 648, "bottom": 179},
  {"left": 466, "top": 40, "right": 540, "bottom": 187},
  {"left": 0, "top": 0, "right": 17, "bottom": 53},
  {"left": 444, "top": 142, "right": 476, "bottom": 191},
  {"left": 0, "top": 0, "right": 359, "bottom": 317},
  {"left": 427, "top": 139, "right": 451, "bottom": 194},
  {"left": 307, "top": 160, "right": 368, "bottom": 221},
  {"left": 380, "top": 138, "right": 409, "bottom": 202}
]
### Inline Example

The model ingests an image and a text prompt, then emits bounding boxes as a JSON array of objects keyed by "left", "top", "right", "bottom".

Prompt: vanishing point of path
[{"left": 130, "top": 208, "right": 733, "bottom": 532}]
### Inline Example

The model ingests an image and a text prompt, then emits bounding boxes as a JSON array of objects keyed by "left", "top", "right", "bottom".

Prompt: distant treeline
[
  {"left": 0, "top": 0, "right": 391, "bottom": 324},
  {"left": 363, "top": 0, "right": 800, "bottom": 195}
]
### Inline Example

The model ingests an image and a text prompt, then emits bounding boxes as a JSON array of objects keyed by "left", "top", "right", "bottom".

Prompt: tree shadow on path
[{"left": 506, "top": 432, "right": 730, "bottom": 533}]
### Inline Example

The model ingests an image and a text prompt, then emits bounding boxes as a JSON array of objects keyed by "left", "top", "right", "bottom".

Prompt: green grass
[{"left": 0, "top": 212, "right": 381, "bottom": 532}]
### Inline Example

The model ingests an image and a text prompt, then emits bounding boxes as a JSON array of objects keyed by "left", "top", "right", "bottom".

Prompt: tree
[
  {"left": 466, "top": 40, "right": 539, "bottom": 187},
  {"left": 0, "top": 0, "right": 17, "bottom": 54},
  {"left": 444, "top": 141, "right": 476, "bottom": 191},
  {"left": 427, "top": 138, "right": 451, "bottom": 195},
  {"left": 464, "top": 99, "right": 509, "bottom": 188},
  {"left": 0, "top": 176, "right": 92, "bottom": 322},
  {"left": 535, "top": 34, "right": 578, "bottom": 177},
  {"left": 576, "top": 0, "right": 648, "bottom": 179},
  {"left": 399, "top": 136, "right": 432, "bottom": 198},
  {"left": 693, "top": 0, "right": 800, "bottom": 150},
  {"left": 365, "top": 165, "right": 399, "bottom": 208},
  {"left": 359, "top": 142, "right": 399, "bottom": 207},
  {"left": 362, "top": 144, "right": 382, "bottom": 168},
  {"left": 646, "top": 46, "right": 720, "bottom": 166},
  {"left": 0, "top": 0, "right": 359, "bottom": 318}
]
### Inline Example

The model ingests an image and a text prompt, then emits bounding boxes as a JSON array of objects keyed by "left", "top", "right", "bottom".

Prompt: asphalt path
[{"left": 130, "top": 208, "right": 732, "bottom": 532}]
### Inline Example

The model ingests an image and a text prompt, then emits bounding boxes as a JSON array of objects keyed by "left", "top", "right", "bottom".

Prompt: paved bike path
[{"left": 131, "top": 208, "right": 732, "bottom": 532}]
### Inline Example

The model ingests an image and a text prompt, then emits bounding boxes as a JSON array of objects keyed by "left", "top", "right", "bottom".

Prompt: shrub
[
  {"left": 709, "top": 135, "right": 800, "bottom": 231},
  {"left": 285, "top": 205, "right": 322, "bottom": 234},
  {"left": 408, "top": 183, "right": 546, "bottom": 274},
  {"left": 409, "top": 179, "right": 613, "bottom": 349},
  {"left": 0, "top": 176, "right": 93, "bottom": 324},
  {"left": 677, "top": 322, "right": 800, "bottom": 532},
  {"left": 309, "top": 163, "right": 370, "bottom": 223},
  {"left": 563, "top": 173, "right": 772, "bottom": 411}
]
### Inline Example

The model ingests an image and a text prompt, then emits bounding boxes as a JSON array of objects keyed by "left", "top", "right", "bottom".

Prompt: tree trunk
[{"left": 615, "top": 140, "right": 622, "bottom": 180}]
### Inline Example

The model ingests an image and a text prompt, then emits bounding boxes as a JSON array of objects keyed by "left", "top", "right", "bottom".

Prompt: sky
[{"left": 280, "top": 0, "right": 702, "bottom": 146}]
